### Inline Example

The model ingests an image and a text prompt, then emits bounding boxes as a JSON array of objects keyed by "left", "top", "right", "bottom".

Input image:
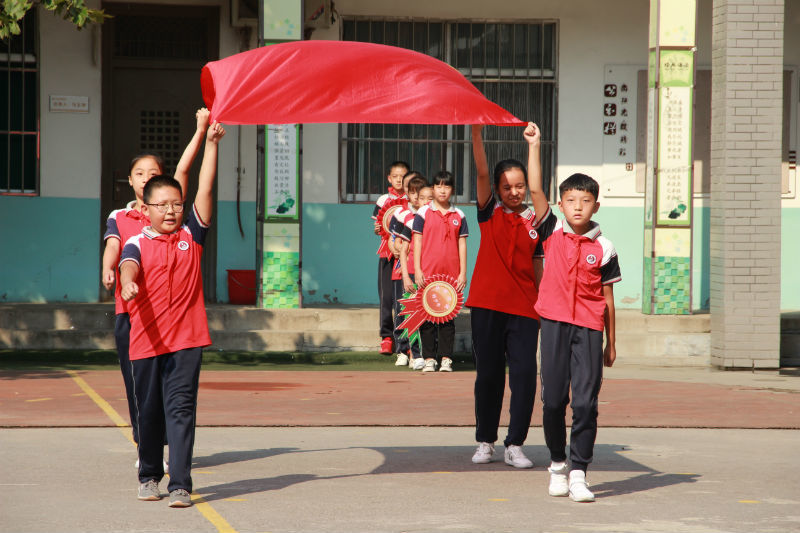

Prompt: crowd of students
[
  {"left": 104, "top": 116, "right": 619, "bottom": 507},
  {"left": 372, "top": 122, "right": 621, "bottom": 502}
]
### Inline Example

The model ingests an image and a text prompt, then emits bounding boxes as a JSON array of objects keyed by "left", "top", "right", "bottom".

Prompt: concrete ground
[{"left": 1, "top": 364, "right": 799, "bottom": 532}]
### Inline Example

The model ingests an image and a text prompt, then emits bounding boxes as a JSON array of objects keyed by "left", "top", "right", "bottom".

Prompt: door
[{"left": 101, "top": 3, "right": 219, "bottom": 301}]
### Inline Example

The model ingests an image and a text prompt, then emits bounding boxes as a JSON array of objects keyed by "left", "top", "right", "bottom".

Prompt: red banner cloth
[{"left": 201, "top": 40, "right": 525, "bottom": 126}]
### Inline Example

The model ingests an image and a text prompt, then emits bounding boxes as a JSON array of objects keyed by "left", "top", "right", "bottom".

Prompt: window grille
[
  {"left": 1, "top": 10, "right": 38, "bottom": 195},
  {"left": 139, "top": 110, "right": 181, "bottom": 173},
  {"left": 114, "top": 16, "right": 208, "bottom": 60},
  {"left": 341, "top": 18, "right": 557, "bottom": 203}
]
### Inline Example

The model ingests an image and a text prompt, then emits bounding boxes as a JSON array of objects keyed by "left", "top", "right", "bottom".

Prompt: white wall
[
  {"left": 39, "top": 7, "right": 103, "bottom": 199},
  {"left": 37, "top": 0, "right": 252, "bottom": 203},
  {"left": 302, "top": 0, "right": 652, "bottom": 206}
]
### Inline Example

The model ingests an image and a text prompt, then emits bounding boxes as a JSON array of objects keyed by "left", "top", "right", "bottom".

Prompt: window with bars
[
  {"left": 1, "top": 10, "right": 38, "bottom": 195},
  {"left": 340, "top": 18, "right": 557, "bottom": 203}
]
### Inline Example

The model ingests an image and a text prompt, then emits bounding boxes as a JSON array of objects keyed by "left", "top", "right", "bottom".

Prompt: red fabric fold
[{"left": 201, "top": 40, "right": 525, "bottom": 126}]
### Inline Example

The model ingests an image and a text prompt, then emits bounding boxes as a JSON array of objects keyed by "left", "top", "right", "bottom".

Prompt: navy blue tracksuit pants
[
  {"left": 539, "top": 317, "right": 604, "bottom": 472},
  {"left": 114, "top": 313, "right": 139, "bottom": 444},
  {"left": 378, "top": 257, "right": 395, "bottom": 339},
  {"left": 132, "top": 347, "right": 202, "bottom": 493},
  {"left": 471, "top": 307, "right": 539, "bottom": 447}
]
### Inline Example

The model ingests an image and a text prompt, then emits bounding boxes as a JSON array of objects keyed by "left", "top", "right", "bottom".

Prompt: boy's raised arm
[
  {"left": 194, "top": 122, "right": 226, "bottom": 225},
  {"left": 524, "top": 122, "right": 549, "bottom": 221},
  {"left": 472, "top": 125, "right": 492, "bottom": 208},
  {"left": 174, "top": 108, "right": 211, "bottom": 201}
]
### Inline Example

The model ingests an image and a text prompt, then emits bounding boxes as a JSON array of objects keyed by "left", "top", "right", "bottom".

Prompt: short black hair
[
  {"left": 387, "top": 160, "right": 410, "bottom": 175},
  {"left": 129, "top": 153, "right": 164, "bottom": 173},
  {"left": 142, "top": 175, "right": 182, "bottom": 204},
  {"left": 432, "top": 170, "right": 455, "bottom": 189},
  {"left": 493, "top": 159, "right": 527, "bottom": 190},
  {"left": 559, "top": 173, "right": 599, "bottom": 200}
]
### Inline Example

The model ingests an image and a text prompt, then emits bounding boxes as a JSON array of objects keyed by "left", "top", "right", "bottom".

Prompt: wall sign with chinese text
[
  {"left": 602, "top": 65, "right": 641, "bottom": 198},
  {"left": 266, "top": 124, "right": 299, "bottom": 219}
]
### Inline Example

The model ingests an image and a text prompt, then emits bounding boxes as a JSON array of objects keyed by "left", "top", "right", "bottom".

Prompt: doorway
[{"left": 100, "top": 2, "right": 220, "bottom": 301}]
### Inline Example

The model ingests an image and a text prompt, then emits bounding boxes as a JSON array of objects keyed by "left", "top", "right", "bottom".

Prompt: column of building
[{"left": 710, "top": 0, "right": 784, "bottom": 368}]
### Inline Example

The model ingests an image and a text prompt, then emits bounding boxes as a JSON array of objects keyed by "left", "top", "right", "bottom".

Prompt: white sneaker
[
  {"left": 568, "top": 470, "right": 595, "bottom": 502},
  {"left": 504, "top": 445, "right": 533, "bottom": 468},
  {"left": 395, "top": 353, "right": 409, "bottom": 366},
  {"left": 548, "top": 462, "right": 569, "bottom": 496},
  {"left": 422, "top": 359, "right": 437, "bottom": 372},
  {"left": 439, "top": 357, "right": 453, "bottom": 372},
  {"left": 472, "top": 442, "right": 495, "bottom": 464},
  {"left": 411, "top": 358, "right": 426, "bottom": 370}
]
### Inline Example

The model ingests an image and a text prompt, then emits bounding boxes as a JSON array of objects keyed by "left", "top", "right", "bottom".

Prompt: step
[{"left": 0, "top": 302, "right": 795, "bottom": 367}]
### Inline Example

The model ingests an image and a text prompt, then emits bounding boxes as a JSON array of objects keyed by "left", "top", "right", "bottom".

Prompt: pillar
[{"left": 710, "top": 0, "right": 783, "bottom": 368}]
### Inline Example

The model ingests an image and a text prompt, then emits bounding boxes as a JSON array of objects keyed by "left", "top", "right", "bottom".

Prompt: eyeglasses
[{"left": 146, "top": 202, "right": 184, "bottom": 213}]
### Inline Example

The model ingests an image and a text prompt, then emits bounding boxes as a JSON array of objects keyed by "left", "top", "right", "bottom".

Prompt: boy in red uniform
[
  {"left": 372, "top": 161, "right": 410, "bottom": 354},
  {"left": 102, "top": 108, "right": 210, "bottom": 453},
  {"left": 534, "top": 173, "right": 621, "bottom": 502},
  {"left": 119, "top": 122, "right": 225, "bottom": 508},
  {"left": 412, "top": 171, "right": 468, "bottom": 372}
]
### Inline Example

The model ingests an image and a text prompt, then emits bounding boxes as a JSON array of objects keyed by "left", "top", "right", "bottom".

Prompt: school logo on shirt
[
  {"left": 586, "top": 254, "right": 597, "bottom": 265},
  {"left": 178, "top": 240, "right": 190, "bottom": 251},
  {"left": 528, "top": 229, "right": 538, "bottom": 240},
  {"left": 452, "top": 219, "right": 459, "bottom": 226}
]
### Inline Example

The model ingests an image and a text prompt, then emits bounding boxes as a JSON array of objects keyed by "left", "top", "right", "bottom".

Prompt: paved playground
[{"left": 1, "top": 364, "right": 799, "bottom": 532}]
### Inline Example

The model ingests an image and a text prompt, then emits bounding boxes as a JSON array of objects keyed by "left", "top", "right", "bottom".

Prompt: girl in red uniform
[{"left": 466, "top": 122, "right": 549, "bottom": 467}]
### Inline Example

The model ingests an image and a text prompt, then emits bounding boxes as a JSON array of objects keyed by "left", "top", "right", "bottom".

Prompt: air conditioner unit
[
  {"left": 304, "top": 0, "right": 332, "bottom": 30},
  {"left": 231, "top": 0, "right": 257, "bottom": 28}
]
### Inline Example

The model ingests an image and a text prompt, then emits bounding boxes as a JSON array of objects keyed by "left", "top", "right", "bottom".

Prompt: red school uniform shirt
[
  {"left": 411, "top": 203, "right": 469, "bottom": 279},
  {"left": 466, "top": 196, "right": 550, "bottom": 320},
  {"left": 372, "top": 187, "right": 407, "bottom": 259},
  {"left": 533, "top": 213, "right": 621, "bottom": 331},
  {"left": 104, "top": 201, "right": 150, "bottom": 315},
  {"left": 390, "top": 207, "right": 417, "bottom": 281},
  {"left": 119, "top": 205, "right": 212, "bottom": 360}
]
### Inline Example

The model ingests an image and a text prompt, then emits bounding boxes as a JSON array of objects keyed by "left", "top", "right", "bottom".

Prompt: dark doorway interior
[{"left": 101, "top": 3, "right": 220, "bottom": 301}]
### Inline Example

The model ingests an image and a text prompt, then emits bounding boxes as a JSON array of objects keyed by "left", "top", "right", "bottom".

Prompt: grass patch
[{"left": 0, "top": 350, "right": 475, "bottom": 372}]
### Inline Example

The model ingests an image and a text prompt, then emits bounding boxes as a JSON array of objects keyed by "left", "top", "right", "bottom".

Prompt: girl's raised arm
[
  {"left": 472, "top": 125, "right": 492, "bottom": 209},
  {"left": 524, "top": 122, "right": 549, "bottom": 220}
]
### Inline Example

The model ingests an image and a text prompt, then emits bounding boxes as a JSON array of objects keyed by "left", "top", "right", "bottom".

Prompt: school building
[{"left": 0, "top": 0, "right": 797, "bottom": 368}]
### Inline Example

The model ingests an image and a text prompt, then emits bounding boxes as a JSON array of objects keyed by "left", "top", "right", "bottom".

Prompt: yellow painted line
[
  {"left": 432, "top": 471, "right": 453, "bottom": 474},
  {"left": 25, "top": 397, "right": 53, "bottom": 402},
  {"left": 739, "top": 500, "right": 760, "bottom": 504},
  {"left": 194, "top": 470, "right": 216, "bottom": 474},
  {"left": 326, "top": 412, "right": 341, "bottom": 415},
  {"left": 193, "top": 494, "right": 239, "bottom": 532},
  {"left": 223, "top": 498, "right": 247, "bottom": 502},
  {"left": 66, "top": 371, "right": 128, "bottom": 428},
  {"left": 488, "top": 498, "right": 508, "bottom": 502},
  {"left": 66, "top": 370, "right": 240, "bottom": 533},
  {"left": 71, "top": 393, "right": 87, "bottom": 397}
]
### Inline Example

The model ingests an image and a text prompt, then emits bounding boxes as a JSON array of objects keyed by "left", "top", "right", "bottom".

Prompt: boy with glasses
[{"left": 119, "top": 122, "right": 225, "bottom": 508}]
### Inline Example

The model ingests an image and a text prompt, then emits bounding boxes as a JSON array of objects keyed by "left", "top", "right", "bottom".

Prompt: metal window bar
[
  {"left": 1, "top": 11, "right": 39, "bottom": 195},
  {"left": 340, "top": 18, "right": 557, "bottom": 203}
]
